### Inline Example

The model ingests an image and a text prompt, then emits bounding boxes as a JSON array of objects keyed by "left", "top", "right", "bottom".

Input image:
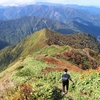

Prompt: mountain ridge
[{"left": 0, "top": 29, "right": 100, "bottom": 71}]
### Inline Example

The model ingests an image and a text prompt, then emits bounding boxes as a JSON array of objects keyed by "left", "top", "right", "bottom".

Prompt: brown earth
[
  {"left": 41, "top": 56, "right": 83, "bottom": 73},
  {"left": 0, "top": 61, "right": 23, "bottom": 98}
]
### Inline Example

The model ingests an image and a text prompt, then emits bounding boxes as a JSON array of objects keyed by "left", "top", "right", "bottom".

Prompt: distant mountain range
[
  {"left": 36, "top": 2, "right": 100, "bottom": 14},
  {"left": 0, "top": 4, "right": 100, "bottom": 27}
]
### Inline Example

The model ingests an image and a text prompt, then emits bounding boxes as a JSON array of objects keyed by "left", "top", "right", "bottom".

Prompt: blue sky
[{"left": 0, "top": 0, "right": 100, "bottom": 6}]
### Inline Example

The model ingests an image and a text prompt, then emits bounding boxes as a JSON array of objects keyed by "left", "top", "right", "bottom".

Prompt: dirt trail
[
  {"left": 65, "top": 93, "right": 74, "bottom": 100},
  {"left": 0, "top": 61, "right": 22, "bottom": 91},
  {"left": 55, "top": 84, "right": 74, "bottom": 100}
]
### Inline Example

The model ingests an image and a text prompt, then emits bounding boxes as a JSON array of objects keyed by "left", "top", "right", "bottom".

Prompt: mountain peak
[
  {"left": 37, "top": 28, "right": 47, "bottom": 33},
  {"left": 35, "top": 29, "right": 100, "bottom": 53}
]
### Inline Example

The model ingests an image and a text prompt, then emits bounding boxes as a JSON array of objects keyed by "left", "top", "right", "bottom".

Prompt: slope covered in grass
[
  {"left": 0, "top": 29, "right": 48, "bottom": 71},
  {"left": 0, "top": 55, "right": 100, "bottom": 100}
]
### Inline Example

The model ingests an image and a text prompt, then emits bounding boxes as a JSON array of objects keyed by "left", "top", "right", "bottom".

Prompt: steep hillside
[
  {"left": 0, "top": 29, "right": 47, "bottom": 71},
  {"left": 0, "top": 40, "right": 9, "bottom": 49},
  {"left": 44, "top": 29, "right": 100, "bottom": 52},
  {"left": 67, "top": 19, "right": 100, "bottom": 38},
  {"left": 0, "top": 29, "right": 100, "bottom": 72}
]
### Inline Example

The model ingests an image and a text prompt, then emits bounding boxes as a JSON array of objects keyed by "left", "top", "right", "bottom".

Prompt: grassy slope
[
  {"left": 18, "top": 29, "right": 48, "bottom": 56},
  {"left": 0, "top": 29, "right": 48, "bottom": 71},
  {"left": 0, "top": 43, "right": 100, "bottom": 99},
  {"left": 0, "top": 55, "right": 100, "bottom": 100}
]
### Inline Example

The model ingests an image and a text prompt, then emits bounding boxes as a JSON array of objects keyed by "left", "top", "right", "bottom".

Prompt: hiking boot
[
  {"left": 62, "top": 92, "right": 65, "bottom": 95},
  {"left": 65, "top": 91, "right": 68, "bottom": 94}
]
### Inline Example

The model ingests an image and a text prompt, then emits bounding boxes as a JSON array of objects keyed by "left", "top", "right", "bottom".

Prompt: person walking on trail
[{"left": 61, "top": 68, "right": 74, "bottom": 94}]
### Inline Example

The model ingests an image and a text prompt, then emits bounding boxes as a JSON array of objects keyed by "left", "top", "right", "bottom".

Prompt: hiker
[{"left": 60, "top": 68, "right": 74, "bottom": 94}]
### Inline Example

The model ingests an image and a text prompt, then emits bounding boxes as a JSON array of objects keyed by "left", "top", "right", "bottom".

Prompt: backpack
[{"left": 61, "top": 74, "right": 69, "bottom": 81}]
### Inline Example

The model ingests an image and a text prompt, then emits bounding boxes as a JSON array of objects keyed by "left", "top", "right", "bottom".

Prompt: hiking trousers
[{"left": 62, "top": 80, "right": 69, "bottom": 92}]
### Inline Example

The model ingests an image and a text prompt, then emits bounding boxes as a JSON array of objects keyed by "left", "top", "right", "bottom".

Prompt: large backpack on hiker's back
[{"left": 61, "top": 74, "right": 70, "bottom": 81}]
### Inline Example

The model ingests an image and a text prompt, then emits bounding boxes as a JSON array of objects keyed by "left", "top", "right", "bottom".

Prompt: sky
[{"left": 0, "top": 0, "right": 100, "bottom": 6}]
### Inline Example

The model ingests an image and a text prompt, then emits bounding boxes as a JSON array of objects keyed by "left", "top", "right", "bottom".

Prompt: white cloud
[
  {"left": 0, "top": 0, "right": 100, "bottom": 6},
  {"left": 37, "top": 0, "right": 100, "bottom": 6},
  {"left": 36, "top": 0, "right": 65, "bottom": 3},
  {"left": 0, "top": 0, "right": 35, "bottom": 5}
]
